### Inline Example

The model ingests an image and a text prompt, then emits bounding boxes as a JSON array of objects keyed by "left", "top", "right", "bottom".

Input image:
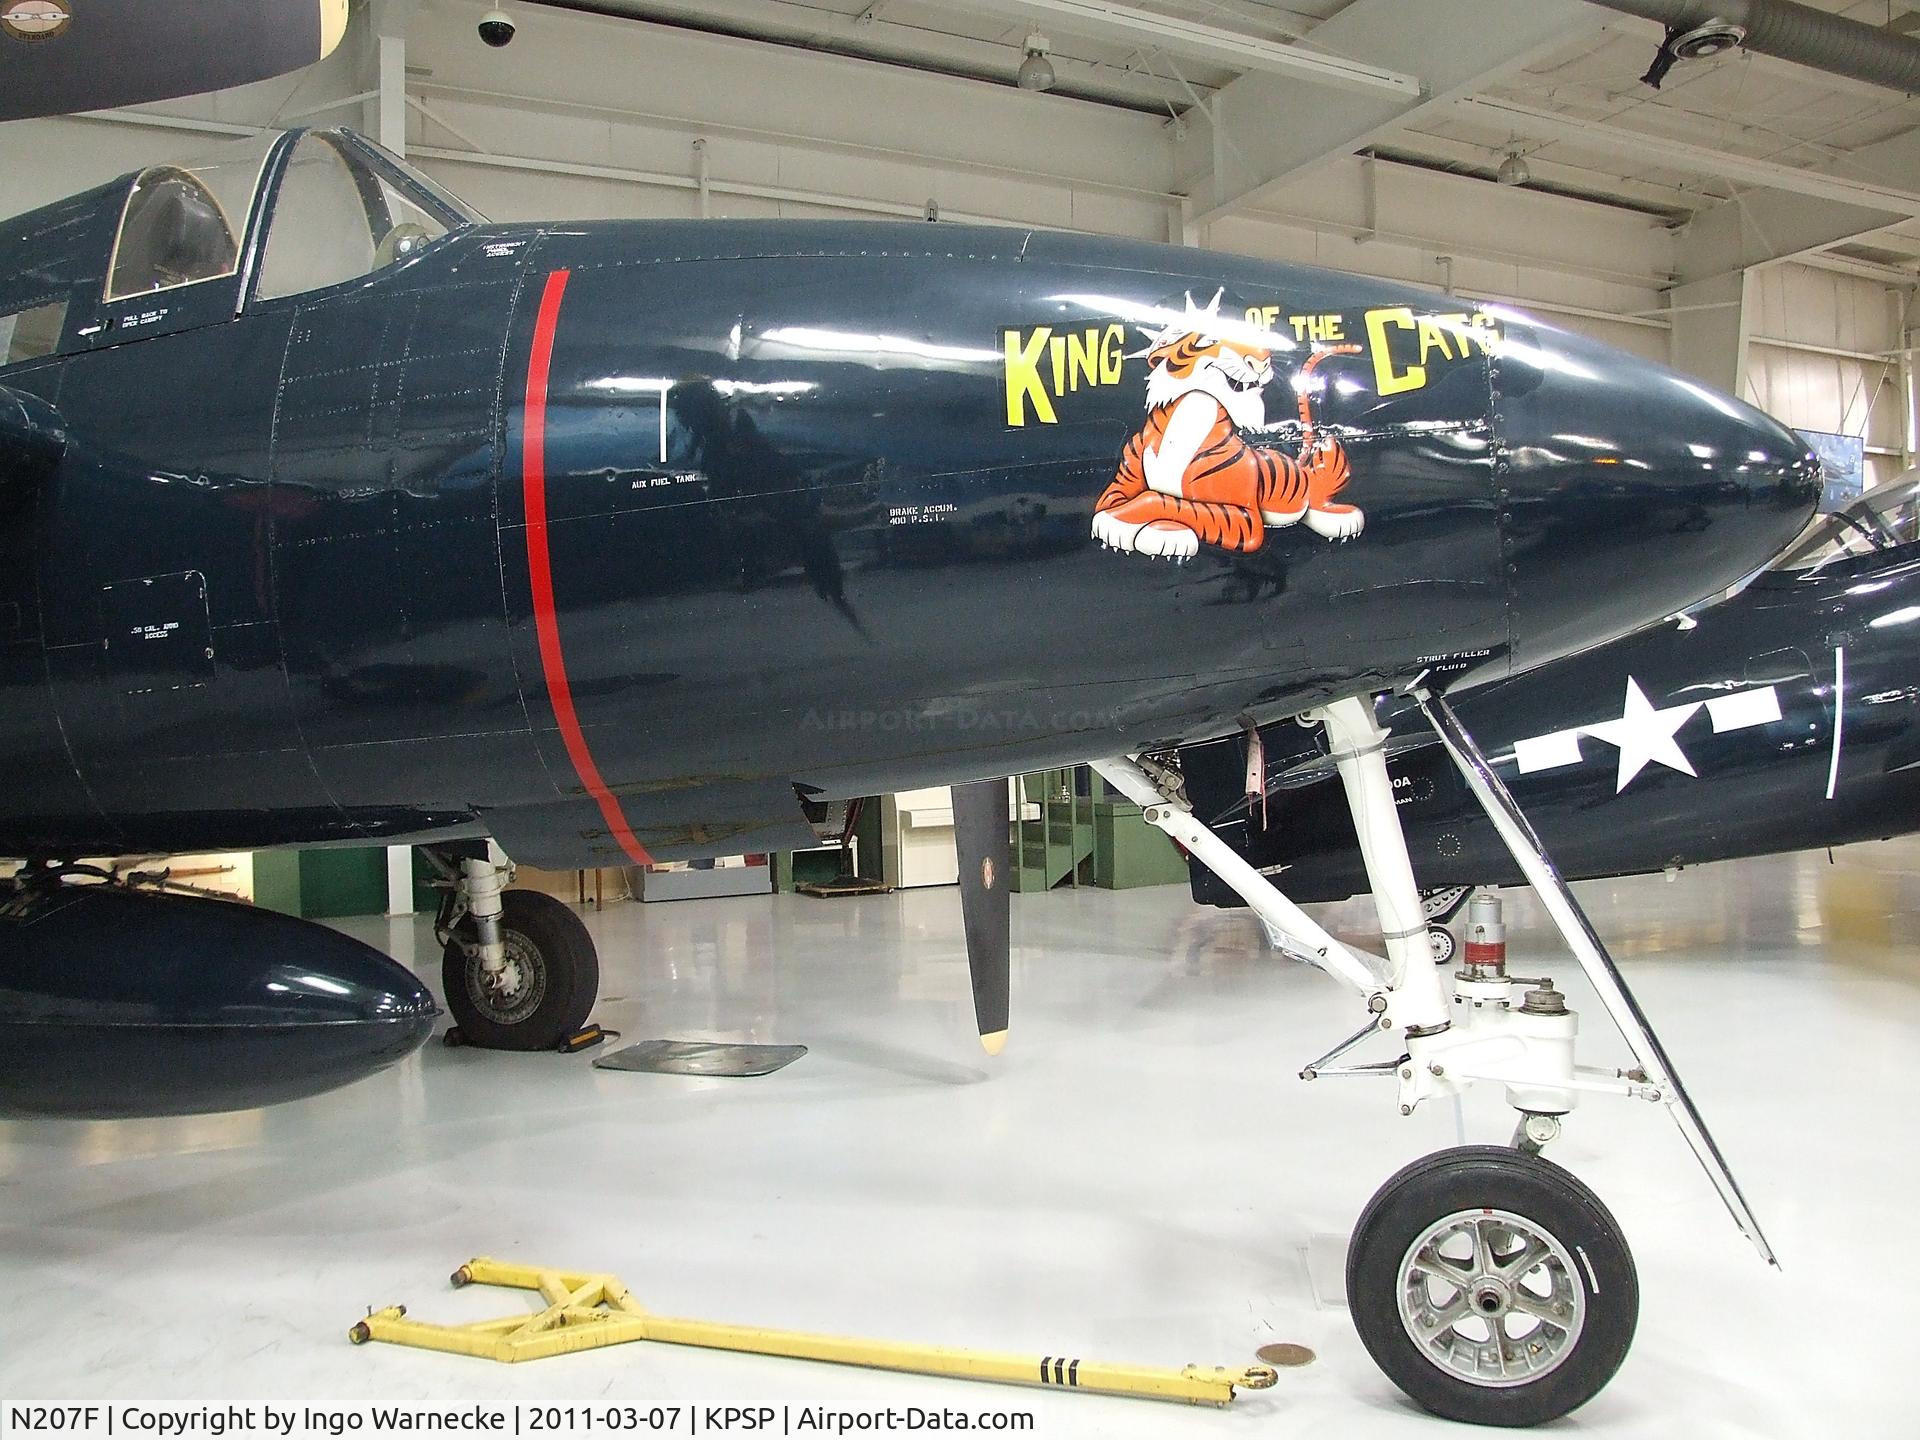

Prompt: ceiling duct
[
  {"left": 1667, "top": 19, "right": 1746, "bottom": 61},
  {"left": 1588, "top": 0, "right": 1920, "bottom": 94}
]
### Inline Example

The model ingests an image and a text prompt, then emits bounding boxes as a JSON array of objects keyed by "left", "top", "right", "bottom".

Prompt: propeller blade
[{"left": 951, "top": 779, "right": 1011, "bottom": 1055}]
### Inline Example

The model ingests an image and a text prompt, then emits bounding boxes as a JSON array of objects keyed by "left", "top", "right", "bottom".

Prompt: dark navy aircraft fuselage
[
  {"left": 1186, "top": 482, "right": 1920, "bottom": 904},
  {"left": 0, "top": 128, "right": 1817, "bottom": 872}
]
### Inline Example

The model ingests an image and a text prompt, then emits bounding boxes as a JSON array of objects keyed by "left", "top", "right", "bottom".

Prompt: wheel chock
[
  {"left": 350, "top": 1258, "right": 1280, "bottom": 1407},
  {"left": 557, "top": 1023, "right": 608, "bottom": 1053}
]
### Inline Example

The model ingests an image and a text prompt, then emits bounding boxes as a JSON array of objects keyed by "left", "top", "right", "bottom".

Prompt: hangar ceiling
[{"left": 533, "top": 0, "right": 1920, "bottom": 276}]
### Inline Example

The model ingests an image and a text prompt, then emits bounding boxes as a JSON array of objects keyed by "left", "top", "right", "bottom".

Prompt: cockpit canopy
[
  {"left": 105, "top": 128, "right": 479, "bottom": 305},
  {"left": 101, "top": 134, "right": 273, "bottom": 302},
  {"left": 107, "top": 167, "right": 241, "bottom": 299},
  {"left": 0, "top": 127, "right": 481, "bottom": 368},
  {"left": 1770, "top": 468, "right": 1920, "bottom": 578}
]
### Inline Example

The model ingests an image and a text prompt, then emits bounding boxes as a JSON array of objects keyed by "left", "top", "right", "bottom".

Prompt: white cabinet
[
  {"left": 879, "top": 782, "right": 1033, "bottom": 888},
  {"left": 880, "top": 787, "right": 958, "bottom": 888}
]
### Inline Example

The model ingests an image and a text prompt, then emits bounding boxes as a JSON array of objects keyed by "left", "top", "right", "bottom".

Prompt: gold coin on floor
[{"left": 1256, "top": 1342, "right": 1317, "bottom": 1367}]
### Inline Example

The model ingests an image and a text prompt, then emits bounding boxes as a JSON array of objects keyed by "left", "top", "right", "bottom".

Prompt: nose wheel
[{"left": 1347, "top": 1146, "right": 1637, "bottom": 1427}]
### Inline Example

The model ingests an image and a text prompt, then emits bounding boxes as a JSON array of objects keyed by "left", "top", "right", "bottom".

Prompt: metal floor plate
[{"left": 593, "top": 1040, "right": 808, "bottom": 1077}]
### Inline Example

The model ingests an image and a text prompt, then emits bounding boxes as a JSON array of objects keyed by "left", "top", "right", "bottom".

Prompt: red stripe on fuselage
[{"left": 522, "top": 268, "right": 654, "bottom": 866}]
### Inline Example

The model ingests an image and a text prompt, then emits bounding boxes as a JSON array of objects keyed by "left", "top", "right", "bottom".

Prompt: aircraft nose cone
[{"left": 1495, "top": 319, "right": 1819, "bottom": 672}]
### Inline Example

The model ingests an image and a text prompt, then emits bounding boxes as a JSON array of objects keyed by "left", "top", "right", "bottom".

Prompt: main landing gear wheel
[
  {"left": 1346, "top": 1145, "right": 1638, "bottom": 1428},
  {"left": 442, "top": 890, "right": 599, "bottom": 1051}
]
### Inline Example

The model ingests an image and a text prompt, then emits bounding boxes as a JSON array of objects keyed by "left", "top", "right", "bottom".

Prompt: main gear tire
[{"left": 441, "top": 890, "right": 598, "bottom": 1051}]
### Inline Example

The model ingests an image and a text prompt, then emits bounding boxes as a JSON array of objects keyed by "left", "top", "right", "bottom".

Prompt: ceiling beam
[
  {"left": 1675, "top": 124, "right": 1920, "bottom": 283},
  {"left": 408, "top": 78, "right": 1180, "bottom": 203},
  {"left": 371, "top": 0, "right": 416, "bottom": 156},
  {"left": 529, "top": 0, "right": 1202, "bottom": 114},
  {"left": 1181, "top": 0, "right": 1602, "bottom": 226},
  {"left": 1379, "top": 129, "right": 1705, "bottom": 215},
  {"left": 961, "top": 0, "right": 1419, "bottom": 95},
  {"left": 1798, "top": 248, "right": 1920, "bottom": 285},
  {"left": 1459, "top": 96, "right": 1920, "bottom": 220},
  {"left": 1836, "top": 229, "right": 1920, "bottom": 260}
]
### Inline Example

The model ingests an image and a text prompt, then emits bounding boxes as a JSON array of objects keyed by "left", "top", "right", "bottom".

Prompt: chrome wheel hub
[
  {"left": 467, "top": 930, "right": 547, "bottom": 1025},
  {"left": 487, "top": 957, "right": 525, "bottom": 1000},
  {"left": 1396, "top": 1207, "right": 1585, "bottom": 1388}
]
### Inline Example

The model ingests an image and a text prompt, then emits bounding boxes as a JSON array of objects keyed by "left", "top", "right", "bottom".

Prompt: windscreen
[
  {"left": 254, "top": 131, "right": 456, "bottom": 301},
  {"left": 1769, "top": 468, "right": 1920, "bottom": 577}
]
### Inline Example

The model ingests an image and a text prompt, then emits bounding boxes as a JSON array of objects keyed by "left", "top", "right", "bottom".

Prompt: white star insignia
[
  {"left": 1512, "top": 678, "right": 1783, "bottom": 791},
  {"left": 1581, "top": 677, "right": 1702, "bottom": 793}
]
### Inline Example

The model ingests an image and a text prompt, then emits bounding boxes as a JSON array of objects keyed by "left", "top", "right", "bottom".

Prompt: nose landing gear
[{"left": 1097, "top": 684, "right": 1771, "bottom": 1426}]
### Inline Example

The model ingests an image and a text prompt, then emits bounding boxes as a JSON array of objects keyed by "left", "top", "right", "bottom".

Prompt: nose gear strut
[{"left": 1094, "top": 683, "right": 1774, "bottom": 1426}]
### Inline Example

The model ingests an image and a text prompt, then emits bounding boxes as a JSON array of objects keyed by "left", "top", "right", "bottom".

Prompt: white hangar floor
[{"left": 2, "top": 839, "right": 1914, "bottom": 1438}]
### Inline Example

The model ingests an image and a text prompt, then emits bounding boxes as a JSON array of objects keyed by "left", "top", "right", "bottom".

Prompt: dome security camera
[{"left": 477, "top": 7, "right": 515, "bottom": 47}]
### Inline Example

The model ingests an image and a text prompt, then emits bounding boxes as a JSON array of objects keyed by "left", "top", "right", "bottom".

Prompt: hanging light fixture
[
  {"left": 1496, "top": 151, "right": 1531, "bottom": 186},
  {"left": 1017, "top": 32, "right": 1056, "bottom": 91}
]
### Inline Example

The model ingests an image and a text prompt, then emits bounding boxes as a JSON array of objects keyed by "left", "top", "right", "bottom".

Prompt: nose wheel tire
[
  {"left": 441, "top": 890, "right": 598, "bottom": 1051},
  {"left": 1346, "top": 1145, "right": 1637, "bottom": 1428},
  {"left": 1427, "top": 924, "right": 1457, "bottom": 965}
]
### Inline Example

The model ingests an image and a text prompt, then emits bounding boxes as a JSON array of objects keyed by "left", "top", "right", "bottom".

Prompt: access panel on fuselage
[
  {"left": 38, "top": 309, "right": 356, "bottom": 852},
  {"left": 265, "top": 269, "right": 547, "bottom": 832}
]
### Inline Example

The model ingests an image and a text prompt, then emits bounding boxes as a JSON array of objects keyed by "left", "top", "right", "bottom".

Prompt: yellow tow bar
[{"left": 350, "top": 1258, "right": 1278, "bottom": 1408}]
